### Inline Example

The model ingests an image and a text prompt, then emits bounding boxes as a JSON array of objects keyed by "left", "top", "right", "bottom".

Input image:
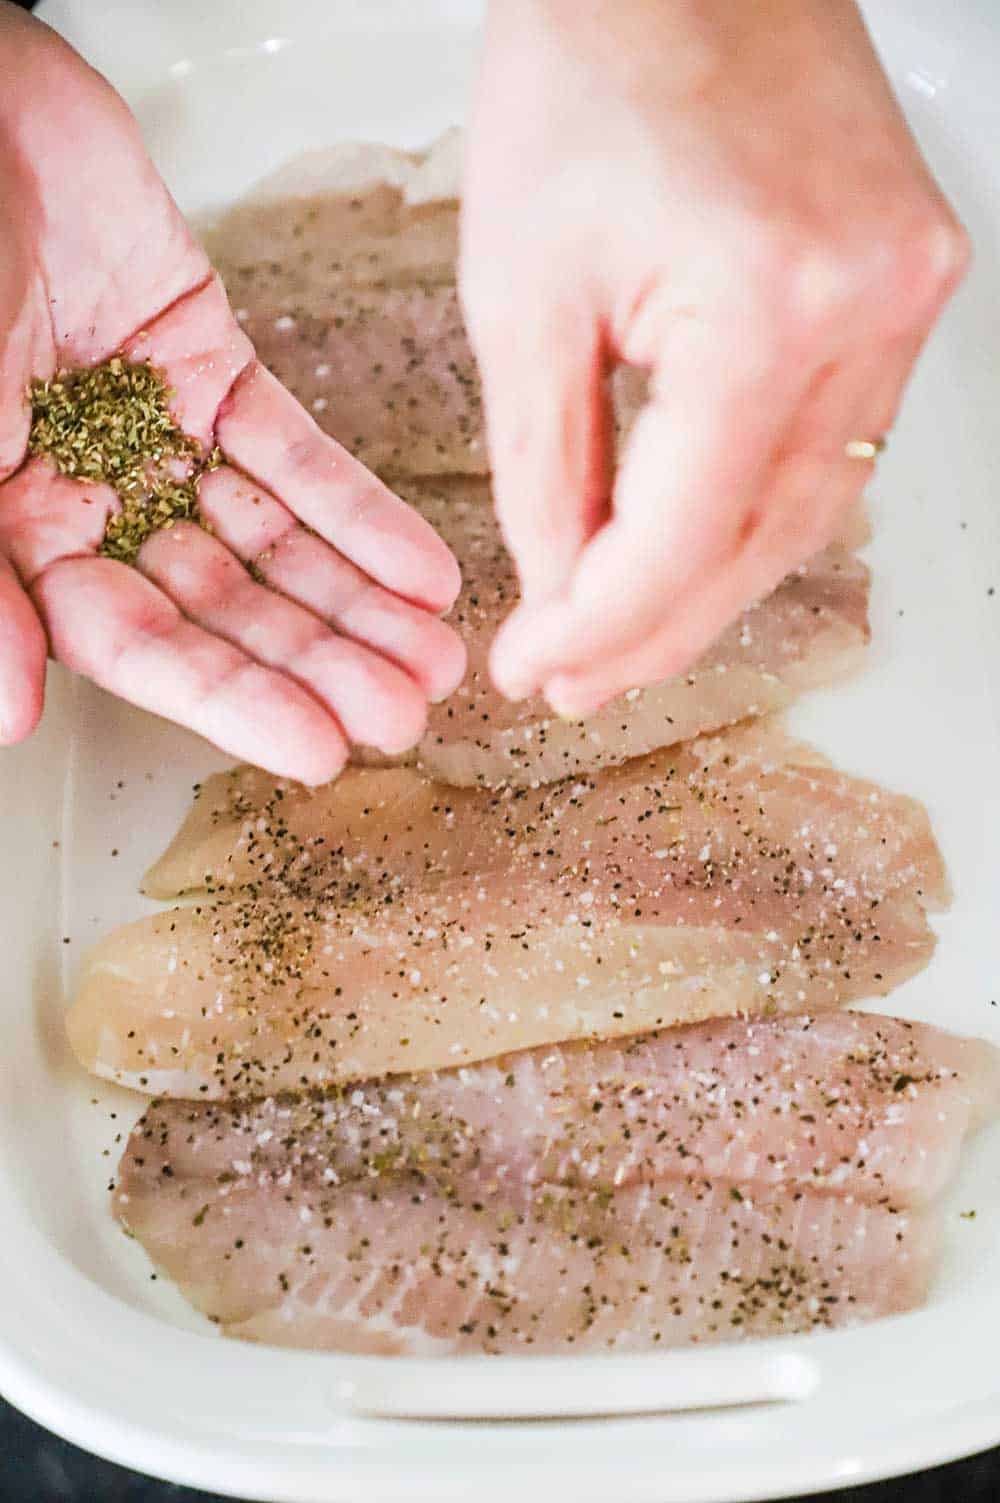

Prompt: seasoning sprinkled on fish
[
  {"left": 113, "top": 1006, "right": 999, "bottom": 1355},
  {"left": 70, "top": 725, "right": 946, "bottom": 1098}
]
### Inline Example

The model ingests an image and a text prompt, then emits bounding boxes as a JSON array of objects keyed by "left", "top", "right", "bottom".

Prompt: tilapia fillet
[
  {"left": 115, "top": 1010, "right": 999, "bottom": 1355},
  {"left": 205, "top": 140, "right": 480, "bottom": 479},
  {"left": 240, "top": 286, "right": 487, "bottom": 480},
  {"left": 124, "top": 1013, "right": 1000, "bottom": 1210},
  {"left": 203, "top": 138, "right": 462, "bottom": 299},
  {"left": 395, "top": 481, "right": 872, "bottom": 786},
  {"left": 115, "top": 1171, "right": 933, "bottom": 1356},
  {"left": 70, "top": 726, "right": 947, "bottom": 1097},
  {"left": 231, "top": 303, "right": 870, "bottom": 786},
  {"left": 142, "top": 721, "right": 937, "bottom": 904}
]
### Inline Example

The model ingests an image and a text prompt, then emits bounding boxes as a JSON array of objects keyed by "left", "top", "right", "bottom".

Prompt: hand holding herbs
[{"left": 0, "top": 7, "right": 463, "bottom": 781}]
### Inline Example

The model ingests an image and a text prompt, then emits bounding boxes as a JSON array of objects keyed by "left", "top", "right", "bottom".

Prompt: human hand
[
  {"left": 0, "top": 7, "right": 464, "bottom": 782},
  {"left": 461, "top": 0, "right": 968, "bottom": 716}
]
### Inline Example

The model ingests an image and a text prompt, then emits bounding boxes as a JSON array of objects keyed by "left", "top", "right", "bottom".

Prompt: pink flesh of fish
[
  {"left": 238, "top": 286, "right": 486, "bottom": 479},
  {"left": 115, "top": 1173, "right": 934, "bottom": 1355},
  {"left": 70, "top": 726, "right": 947, "bottom": 1098},
  {"left": 115, "top": 1006, "right": 992, "bottom": 1354},
  {"left": 205, "top": 184, "right": 459, "bottom": 303},
  {"left": 143, "top": 722, "right": 942, "bottom": 911},
  {"left": 124, "top": 1012, "right": 999, "bottom": 1209}
]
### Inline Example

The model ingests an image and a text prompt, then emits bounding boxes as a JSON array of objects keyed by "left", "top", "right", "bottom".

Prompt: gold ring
[{"left": 844, "top": 436, "right": 887, "bottom": 461}]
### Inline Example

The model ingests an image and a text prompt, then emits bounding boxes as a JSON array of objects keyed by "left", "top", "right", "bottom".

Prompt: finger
[
  {"left": 196, "top": 466, "right": 466, "bottom": 704},
  {"left": 32, "top": 557, "right": 348, "bottom": 785},
  {"left": 215, "top": 362, "right": 461, "bottom": 612},
  {"left": 123, "top": 274, "right": 253, "bottom": 450},
  {"left": 0, "top": 254, "right": 52, "bottom": 480},
  {"left": 544, "top": 553, "right": 793, "bottom": 718},
  {"left": 0, "top": 555, "right": 47, "bottom": 744},
  {"left": 490, "top": 349, "right": 799, "bottom": 699},
  {"left": 543, "top": 341, "right": 918, "bottom": 716},
  {"left": 0, "top": 457, "right": 117, "bottom": 582},
  {"left": 751, "top": 332, "right": 924, "bottom": 560},
  {"left": 467, "top": 293, "right": 613, "bottom": 601},
  {"left": 137, "top": 522, "right": 428, "bottom": 757}
]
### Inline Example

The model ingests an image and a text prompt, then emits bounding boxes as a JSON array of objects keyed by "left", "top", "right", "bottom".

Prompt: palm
[{"left": 0, "top": 17, "right": 463, "bottom": 780}]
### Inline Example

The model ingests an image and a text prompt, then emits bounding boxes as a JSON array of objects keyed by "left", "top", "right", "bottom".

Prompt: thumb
[
  {"left": 0, "top": 244, "right": 50, "bottom": 480},
  {"left": 462, "top": 284, "right": 613, "bottom": 603},
  {"left": 0, "top": 554, "right": 47, "bottom": 744},
  {"left": 0, "top": 249, "right": 48, "bottom": 743}
]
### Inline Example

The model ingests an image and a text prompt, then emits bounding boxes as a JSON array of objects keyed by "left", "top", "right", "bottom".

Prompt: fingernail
[
  {"left": 429, "top": 677, "right": 466, "bottom": 706},
  {"left": 490, "top": 604, "right": 558, "bottom": 701},
  {"left": 489, "top": 645, "right": 537, "bottom": 703},
  {"left": 493, "top": 672, "right": 535, "bottom": 703},
  {"left": 428, "top": 644, "right": 468, "bottom": 704},
  {"left": 545, "top": 677, "right": 606, "bottom": 721}
]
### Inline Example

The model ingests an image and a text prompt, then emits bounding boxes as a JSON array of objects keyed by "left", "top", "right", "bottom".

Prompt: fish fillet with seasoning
[
  {"left": 69, "top": 726, "right": 947, "bottom": 1098},
  {"left": 122, "top": 1012, "right": 1000, "bottom": 1209},
  {"left": 203, "top": 141, "right": 461, "bottom": 302},
  {"left": 112, "top": 1011, "right": 998, "bottom": 1355},
  {"left": 395, "top": 481, "right": 871, "bottom": 787}
]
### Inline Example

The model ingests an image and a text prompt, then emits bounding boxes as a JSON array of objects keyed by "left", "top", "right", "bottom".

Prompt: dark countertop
[{"left": 2, "top": 1397, "right": 999, "bottom": 1503}]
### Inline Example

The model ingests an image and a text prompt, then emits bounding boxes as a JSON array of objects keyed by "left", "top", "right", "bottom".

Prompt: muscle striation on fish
[
  {"left": 113, "top": 1009, "right": 999, "bottom": 1355},
  {"left": 70, "top": 726, "right": 947, "bottom": 1098}
]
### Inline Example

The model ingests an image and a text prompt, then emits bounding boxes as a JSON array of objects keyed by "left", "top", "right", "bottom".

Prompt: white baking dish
[{"left": 2, "top": 1, "right": 1000, "bottom": 1498}]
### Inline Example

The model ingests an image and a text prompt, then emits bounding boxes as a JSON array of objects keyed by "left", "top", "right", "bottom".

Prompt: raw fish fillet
[
  {"left": 143, "top": 721, "right": 943, "bottom": 910},
  {"left": 123, "top": 1012, "right": 1000, "bottom": 1209},
  {"left": 203, "top": 139, "right": 461, "bottom": 299},
  {"left": 228, "top": 305, "right": 869, "bottom": 785},
  {"left": 70, "top": 727, "right": 947, "bottom": 1097},
  {"left": 114, "top": 1129, "right": 936, "bottom": 1356},
  {"left": 117, "top": 1010, "right": 968, "bottom": 1352},
  {"left": 237, "top": 297, "right": 649, "bottom": 481},
  {"left": 398, "top": 480, "right": 871, "bottom": 786},
  {"left": 111, "top": 1010, "right": 996, "bottom": 1354},
  {"left": 239, "top": 285, "right": 487, "bottom": 478}
]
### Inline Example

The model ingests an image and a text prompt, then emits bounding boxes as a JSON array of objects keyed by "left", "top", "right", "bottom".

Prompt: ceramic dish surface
[{"left": 2, "top": 1, "right": 999, "bottom": 1499}]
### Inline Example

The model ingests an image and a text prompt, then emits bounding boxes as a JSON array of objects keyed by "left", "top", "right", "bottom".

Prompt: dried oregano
[{"left": 28, "top": 357, "right": 220, "bottom": 564}]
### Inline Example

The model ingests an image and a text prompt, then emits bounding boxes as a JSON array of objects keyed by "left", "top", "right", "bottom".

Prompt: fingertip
[
  {"left": 489, "top": 605, "right": 548, "bottom": 702},
  {"left": 293, "top": 735, "right": 350, "bottom": 788},
  {"left": 488, "top": 650, "right": 529, "bottom": 702},
  {"left": 426, "top": 626, "right": 468, "bottom": 705},
  {"left": 0, "top": 576, "right": 47, "bottom": 746},
  {"left": 544, "top": 674, "right": 611, "bottom": 721},
  {"left": 369, "top": 682, "right": 428, "bottom": 759},
  {"left": 210, "top": 679, "right": 352, "bottom": 790},
  {"left": 257, "top": 691, "right": 350, "bottom": 786},
  {"left": 442, "top": 548, "right": 464, "bottom": 612},
  {"left": 420, "top": 543, "right": 463, "bottom": 615},
  {"left": 0, "top": 683, "right": 44, "bottom": 746},
  {"left": 489, "top": 658, "right": 534, "bottom": 704},
  {"left": 393, "top": 502, "right": 463, "bottom": 614}
]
